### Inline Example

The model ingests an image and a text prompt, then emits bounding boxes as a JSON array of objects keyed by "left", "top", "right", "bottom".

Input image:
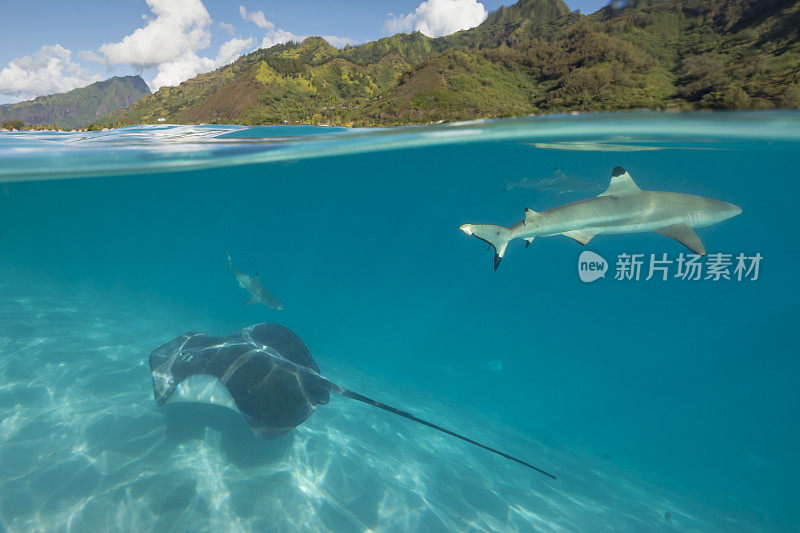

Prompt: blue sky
[{"left": 0, "top": 0, "right": 608, "bottom": 105}]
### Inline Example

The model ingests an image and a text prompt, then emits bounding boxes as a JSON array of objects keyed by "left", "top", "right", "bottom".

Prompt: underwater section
[{"left": 1, "top": 112, "right": 798, "bottom": 531}]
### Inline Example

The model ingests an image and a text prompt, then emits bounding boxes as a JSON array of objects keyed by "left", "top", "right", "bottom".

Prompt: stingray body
[{"left": 150, "top": 323, "right": 555, "bottom": 478}]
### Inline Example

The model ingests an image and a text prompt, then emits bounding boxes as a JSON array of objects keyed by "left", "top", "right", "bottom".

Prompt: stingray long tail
[{"left": 338, "top": 388, "right": 556, "bottom": 479}]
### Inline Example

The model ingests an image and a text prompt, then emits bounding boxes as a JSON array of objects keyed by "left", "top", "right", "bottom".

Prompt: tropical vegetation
[
  {"left": 102, "top": 0, "right": 800, "bottom": 127},
  {"left": 0, "top": 76, "right": 150, "bottom": 130}
]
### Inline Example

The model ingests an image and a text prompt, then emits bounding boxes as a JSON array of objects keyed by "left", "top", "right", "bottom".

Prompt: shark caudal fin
[{"left": 459, "top": 224, "right": 514, "bottom": 270}]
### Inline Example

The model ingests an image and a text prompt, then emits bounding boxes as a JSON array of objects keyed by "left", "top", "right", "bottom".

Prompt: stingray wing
[
  {"left": 245, "top": 323, "right": 318, "bottom": 371},
  {"left": 149, "top": 323, "right": 331, "bottom": 439}
]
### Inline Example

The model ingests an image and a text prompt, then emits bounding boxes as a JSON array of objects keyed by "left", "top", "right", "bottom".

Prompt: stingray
[{"left": 150, "top": 323, "right": 555, "bottom": 479}]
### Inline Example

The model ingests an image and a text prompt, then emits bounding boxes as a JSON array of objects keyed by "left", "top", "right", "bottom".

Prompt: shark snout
[
  {"left": 727, "top": 202, "right": 743, "bottom": 218},
  {"left": 710, "top": 200, "right": 742, "bottom": 222}
]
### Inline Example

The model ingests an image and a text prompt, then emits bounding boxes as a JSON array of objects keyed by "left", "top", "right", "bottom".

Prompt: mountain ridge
[
  {"left": 0, "top": 76, "right": 150, "bottom": 130},
  {"left": 100, "top": 0, "right": 800, "bottom": 127}
]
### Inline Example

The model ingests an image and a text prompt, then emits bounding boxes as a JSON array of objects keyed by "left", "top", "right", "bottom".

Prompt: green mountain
[
  {"left": 103, "top": 0, "right": 800, "bottom": 127},
  {"left": 0, "top": 76, "right": 150, "bottom": 130}
]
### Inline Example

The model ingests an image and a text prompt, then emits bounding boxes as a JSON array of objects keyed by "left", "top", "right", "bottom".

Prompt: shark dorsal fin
[
  {"left": 524, "top": 208, "right": 538, "bottom": 221},
  {"left": 599, "top": 167, "right": 641, "bottom": 197}
]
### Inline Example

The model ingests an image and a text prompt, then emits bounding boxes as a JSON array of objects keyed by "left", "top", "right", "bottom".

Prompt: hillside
[
  {"left": 102, "top": 0, "right": 800, "bottom": 127},
  {"left": 0, "top": 76, "right": 150, "bottom": 129}
]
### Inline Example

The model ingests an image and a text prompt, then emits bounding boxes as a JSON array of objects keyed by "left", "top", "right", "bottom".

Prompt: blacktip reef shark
[
  {"left": 504, "top": 168, "right": 602, "bottom": 195},
  {"left": 227, "top": 252, "right": 283, "bottom": 309},
  {"left": 462, "top": 166, "right": 742, "bottom": 270},
  {"left": 150, "top": 323, "right": 556, "bottom": 479}
]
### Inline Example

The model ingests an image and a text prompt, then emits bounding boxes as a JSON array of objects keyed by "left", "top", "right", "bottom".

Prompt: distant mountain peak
[
  {"left": 482, "top": 0, "right": 571, "bottom": 26},
  {"left": 0, "top": 75, "right": 151, "bottom": 129},
  {"left": 301, "top": 36, "right": 336, "bottom": 49}
]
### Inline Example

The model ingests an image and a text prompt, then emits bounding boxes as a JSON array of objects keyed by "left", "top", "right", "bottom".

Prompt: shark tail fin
[
  {"left": 226, "top": 251, "right": 233, "bottom": 270},
  {"left": 460, "top": 224, "right": 514, "bottom": 270}
]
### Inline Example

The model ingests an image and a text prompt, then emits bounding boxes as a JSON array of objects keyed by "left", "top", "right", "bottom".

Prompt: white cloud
[
  {"left": 216, "top": 37, "right": 254, "bottom": 66},
  {"left": 219, "top": 22, "right": 236, "bottom": 35},
  {"left": 384, "top": 0, "right": 488, "bottom": 37},
  {"left": 97, "top": 0, "right": 251, "bottom": 90},
  {"left": 0, "top": 44, "right": 101, "bottom": 100},
  {"left": 99, "top": 0, "right": 212, "bottom": 69},
  {"left": 150, "top": 53, "right": 215, "bottom": 89},
  {"left": 320, "top": 35, "right": 357, "bottom": 48},
  {"left": 261, "top": 27, "right": 302, "bottom": 49},
  {"left": 239, "top": 5, "right": 355, "bottom": 49},
  {"left": 78, "top": 50, "right": 103, "bottom": 63},
  {"left": 239, "top": 6, "right": 269, "bottom": 29},
  {"left": 151, "top": 36, "right": 253, "bottom": 88},
  {"left": 239, "top": 6, "right": 299, "bottom": 47}
]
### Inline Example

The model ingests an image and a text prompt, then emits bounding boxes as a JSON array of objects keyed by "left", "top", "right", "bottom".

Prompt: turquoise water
[{"left": 0, "top": 112, "right": 798, "bottom": 531}]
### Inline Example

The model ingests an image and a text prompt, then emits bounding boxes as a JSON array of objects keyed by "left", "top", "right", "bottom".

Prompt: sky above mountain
[{"left": 0, "top": 0, "right": 607, "bottom": 105}]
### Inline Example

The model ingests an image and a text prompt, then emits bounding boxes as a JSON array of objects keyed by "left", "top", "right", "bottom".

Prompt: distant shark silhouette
[
  {"left": 504, "top": 168, "right": 602, "bottom": 195},
  {"left": 227, "top": 252, "right": 283, "bottom": 309},
  {"left": 462, "top": 166, "right": 742, "bottom": 270},
  {"left": 150, "top": 323, "right": 556, "bottom": 479}
]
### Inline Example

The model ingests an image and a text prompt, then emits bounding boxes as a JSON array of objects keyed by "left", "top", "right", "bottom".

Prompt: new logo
[{"left": 578, "top": 251, "right": 607, "bottom": 283}]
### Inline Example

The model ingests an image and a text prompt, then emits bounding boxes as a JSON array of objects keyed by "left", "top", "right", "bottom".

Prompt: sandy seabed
[{"left": 0, "top": 282, "right": 760, "bottom": 532}]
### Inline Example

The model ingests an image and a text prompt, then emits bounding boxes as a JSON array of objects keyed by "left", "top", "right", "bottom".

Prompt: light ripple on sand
[{"left": 0, "top": 282, "right": 764, "bottom": 532}]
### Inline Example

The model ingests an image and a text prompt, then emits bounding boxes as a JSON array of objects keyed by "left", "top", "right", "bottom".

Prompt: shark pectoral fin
[
  {"left": 654, "top": 224, "right": 706, "bottom": 255},
  {"left": 244, "top": 298, "right": 259, "bottom": 306},
  {"left": 524, "top": 237, "right": 534, "bottom": 248},
  {"left": 562, "top": 230, "right": 595, "bottom": 245}
]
